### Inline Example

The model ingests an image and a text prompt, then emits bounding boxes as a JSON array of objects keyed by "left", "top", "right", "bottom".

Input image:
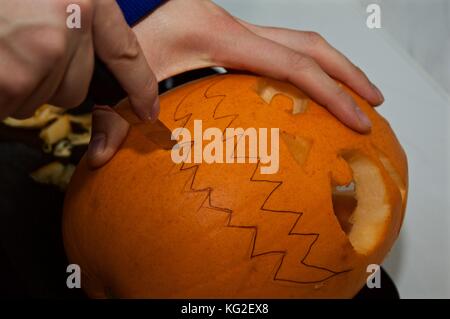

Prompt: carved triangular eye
[{"left": 280, "top": 131, "right": 312, "bottom": 167}]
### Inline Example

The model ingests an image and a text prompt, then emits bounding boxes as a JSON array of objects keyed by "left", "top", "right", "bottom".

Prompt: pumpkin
[{"left": 63, "top": 74, "right": 408, "bottom": 298}]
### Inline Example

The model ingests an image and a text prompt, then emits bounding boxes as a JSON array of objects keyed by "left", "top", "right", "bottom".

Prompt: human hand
[
  {"left": 89, "top": 0, "right": 384, "bottom": 167},
  {"left": 0, "top": 0, "right": 159, "bottom": 145}
]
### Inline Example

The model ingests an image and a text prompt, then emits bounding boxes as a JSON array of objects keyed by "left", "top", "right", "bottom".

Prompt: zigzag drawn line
[
  {"left": 173, "top": 79, "right": 238, "bottom": 131},
  {"left": 171, "top": 77, "right": 352, "bottom": 284},
  {"left": 248, "top": 162, "right": 352, "bottom": 283}
]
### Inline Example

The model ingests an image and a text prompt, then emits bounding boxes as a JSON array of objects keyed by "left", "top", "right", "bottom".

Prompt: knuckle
[
  {"left": 108, "top": 32, "right": 140, "bottom": 62},
  {"left": 33, "top": 26, "right": 67, "bottom": 62},
  {"left": 352, "top": 65, "right": 369, "bottom": 80},
  {"left": 124, "top": 33, "right": 141, "bottom": 58},
  {"left": 334, "top": 86, "right": 351, "bottom": 102},
  {"left": 304, "top": 31, "right": 325, "bottom": 47}
]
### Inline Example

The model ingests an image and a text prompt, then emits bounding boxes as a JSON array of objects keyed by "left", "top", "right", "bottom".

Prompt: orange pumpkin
[{"left": 63, "top": 74, "right": 408, "bottom": 298}]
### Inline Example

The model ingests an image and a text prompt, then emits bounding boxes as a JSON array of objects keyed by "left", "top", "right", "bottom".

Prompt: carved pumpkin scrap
[{"left": 63, "top": 74, "right": 408, "bottom": 298}]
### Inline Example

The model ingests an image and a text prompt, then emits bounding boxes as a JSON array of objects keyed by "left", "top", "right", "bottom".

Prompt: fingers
[
  {"left": 0, "top": 44, "right": 31, "bottom": 119},
  {"left": 0, "top": 25, "right": 69, "bottom": 119},
  {"left": 87, "top": 105, "right": 130, "bottom": 168},
  {"left": 236, "top": 19, "right": 384, "bottom": 106},
  {"left": 92, "top": 0, "right": 159, "bottom": 122},
  {"left": 49, "top": 29, "right": 95, "bottom": 108},
  {"left": 2, "top": 1, "right": 95, "bottom": 118},
  {"left": 215, "top": 28, "right": 372, "bottom": 133}
]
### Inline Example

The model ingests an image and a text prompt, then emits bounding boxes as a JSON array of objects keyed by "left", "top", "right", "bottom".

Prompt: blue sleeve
[{"left": 116, "top": 0, "right": 165, "bottom": 26}]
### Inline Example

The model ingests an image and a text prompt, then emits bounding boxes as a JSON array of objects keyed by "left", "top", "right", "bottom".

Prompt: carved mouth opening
[{"left": 332, "top": 152, "right": 390, "bottom": 255}]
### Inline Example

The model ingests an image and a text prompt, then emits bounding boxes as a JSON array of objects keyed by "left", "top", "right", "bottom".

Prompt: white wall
[{"left": 360, "top": 0, "right": 450, "bottom": 96}]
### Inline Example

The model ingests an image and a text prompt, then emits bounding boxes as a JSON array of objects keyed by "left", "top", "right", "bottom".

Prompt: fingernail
[
  {"left": 88, "top": 133, "right": 106, "bottom": 156},
  {"left": 136, "top": 105, "right": 153, "bottom": 123},
  {"left": 149, "top": 98, "right": 160, "bottom": 123},
  {"left": 354, "top": 105, "right": 372, "bottom": 131},
  {"left": 372, "top": 83, "right": 384, "bottom": 103}
]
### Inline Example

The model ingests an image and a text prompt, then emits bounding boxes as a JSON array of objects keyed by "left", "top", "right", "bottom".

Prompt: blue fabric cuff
[{"left": 116, "top": 0, "right": 165, "bottom": 26}]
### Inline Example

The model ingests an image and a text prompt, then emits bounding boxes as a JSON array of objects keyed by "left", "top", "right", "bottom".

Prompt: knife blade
[{"left": 85, "top": 57, "right": 176, "bottom": 151}]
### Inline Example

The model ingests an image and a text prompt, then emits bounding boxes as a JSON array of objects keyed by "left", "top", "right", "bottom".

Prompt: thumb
[{"left": 87, "top": 105, "right": 130, "bottom": 168}]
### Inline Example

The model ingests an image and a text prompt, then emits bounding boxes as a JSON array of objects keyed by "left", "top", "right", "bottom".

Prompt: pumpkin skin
[{"left": 63, "top": 74, "right": 408, "bottom": 298}]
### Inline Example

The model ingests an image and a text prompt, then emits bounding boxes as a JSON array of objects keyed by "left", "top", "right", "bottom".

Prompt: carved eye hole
[
  {"left": 332, "top": 152, "right": 390, "bottom": 255},
  {"left": 332, "top": 181, "right": 357, "bottom": 236},
  {"left": 255, "top": 79, "right": 309, "bottom": 115},
  {"left": 377, "top": 150, "right": 406, "bottom": 204}
]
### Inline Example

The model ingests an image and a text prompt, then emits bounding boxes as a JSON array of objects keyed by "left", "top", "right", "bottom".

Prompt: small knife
[{"left": 85, "top": 57, "right": 176, "bottom": 151}]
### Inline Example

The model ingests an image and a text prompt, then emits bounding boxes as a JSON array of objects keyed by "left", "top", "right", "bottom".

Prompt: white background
[{"left": 214, "top": 0, "right": 450, "bottom": 298}]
